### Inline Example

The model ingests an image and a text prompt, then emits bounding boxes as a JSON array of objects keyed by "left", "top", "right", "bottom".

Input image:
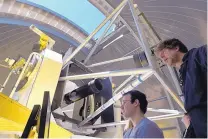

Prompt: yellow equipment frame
[{"left": 0, "top": 93, "right": 73, "bottom": 138}]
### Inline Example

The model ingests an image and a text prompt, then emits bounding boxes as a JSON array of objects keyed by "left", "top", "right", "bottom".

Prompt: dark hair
[
  {"left": 156, "top": 38, "right": 188, "bottom": 53},
  {"left": 123, "top": 90, "right": 148, "bottom": 114}
]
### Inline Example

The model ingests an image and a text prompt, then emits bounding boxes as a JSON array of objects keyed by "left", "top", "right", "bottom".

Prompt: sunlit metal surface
[{"left": 0, "top": 0, "right": 206, "bottom": 138}]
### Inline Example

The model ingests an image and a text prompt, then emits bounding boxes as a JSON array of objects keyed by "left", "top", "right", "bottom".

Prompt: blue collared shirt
[{"left": 123, "top": 118, "right": 164, "bottom": 138}]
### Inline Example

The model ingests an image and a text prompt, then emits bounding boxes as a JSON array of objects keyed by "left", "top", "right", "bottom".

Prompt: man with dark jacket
[{"left": 155, "top": 38, "right": 207, "bottom": 138}]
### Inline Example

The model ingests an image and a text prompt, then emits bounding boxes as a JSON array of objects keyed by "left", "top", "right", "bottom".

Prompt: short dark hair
[
  {"left": 156, "top": 38, "right": 188, "bottom": 53},
  {"left": 123, "top": 90, "right": 148, "bottom": 114}
]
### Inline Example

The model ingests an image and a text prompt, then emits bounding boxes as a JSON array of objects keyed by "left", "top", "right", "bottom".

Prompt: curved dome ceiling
[
  {"left": 0, "top": 0, "right": 93, "bottom": 95},
  {"left": 90, "top": 0, "right": 207, "bottom": 49},
  {"left": 0, "top": 0, "right": 95, "bottom": 48}
]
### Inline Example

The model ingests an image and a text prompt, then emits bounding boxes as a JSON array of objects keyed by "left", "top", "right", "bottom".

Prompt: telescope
[
  {"left": 64, "top": 78, "right": 103, "bottom": 104},
  {"left": 63, "top": 78, "right": 114, "bottom": 123}
]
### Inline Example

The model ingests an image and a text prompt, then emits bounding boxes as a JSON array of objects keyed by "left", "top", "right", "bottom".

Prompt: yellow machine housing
[
  {"left": 0, "top": 93, "right": 73, "bottom": 137},
  {"left": 0, "top": 25, "right": 73, "bottom": 138},
  {"left": 17, "top": 49, "right": 63, "bottom": 109}
]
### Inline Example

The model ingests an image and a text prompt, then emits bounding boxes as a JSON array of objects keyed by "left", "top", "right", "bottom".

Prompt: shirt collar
[
  {"left": 182, "top": 52, "right": 189, "bottom": 62},
  {"left": 179, "top": 52, "right": 189, "bottom": 73}
]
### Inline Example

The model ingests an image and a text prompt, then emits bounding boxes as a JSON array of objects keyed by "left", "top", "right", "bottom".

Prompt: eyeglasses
[{"left": 121, "top": 100, "right": 131, "bottom": 105}]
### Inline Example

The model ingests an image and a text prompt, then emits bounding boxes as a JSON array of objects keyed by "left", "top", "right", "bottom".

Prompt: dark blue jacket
[{"left": 179, "top": 45, "right": 207, "bottom": 112}]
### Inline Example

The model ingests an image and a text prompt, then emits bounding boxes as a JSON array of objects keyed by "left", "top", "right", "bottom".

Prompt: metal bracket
[
  {"left": 52, "top": 112, "right": 81, "bottom": 125},
  {"left": 21, "top": 91, "right": 51, "bottom": 138}
]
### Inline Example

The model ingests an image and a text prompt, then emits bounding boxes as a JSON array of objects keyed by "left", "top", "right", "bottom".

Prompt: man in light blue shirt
[{"left": 121, "top": 90, "right": 164, "bottom": 138}]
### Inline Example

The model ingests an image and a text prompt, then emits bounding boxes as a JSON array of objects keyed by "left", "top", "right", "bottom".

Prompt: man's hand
[{"left": 182, "top": 114, "right": 191, "bottom": 128}]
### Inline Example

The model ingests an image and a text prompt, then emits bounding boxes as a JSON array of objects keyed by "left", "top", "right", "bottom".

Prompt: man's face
[
  {"left": 156, "top": 47, "right": 179, "bottom": 67},
  {"left": 121, "top": 94, "right": 138, "bottom": 119}
]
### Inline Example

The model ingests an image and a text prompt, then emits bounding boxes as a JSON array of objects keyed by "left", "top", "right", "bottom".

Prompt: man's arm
[{"left": 195, "top": 45, "right": 207, "bottom": 69}]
